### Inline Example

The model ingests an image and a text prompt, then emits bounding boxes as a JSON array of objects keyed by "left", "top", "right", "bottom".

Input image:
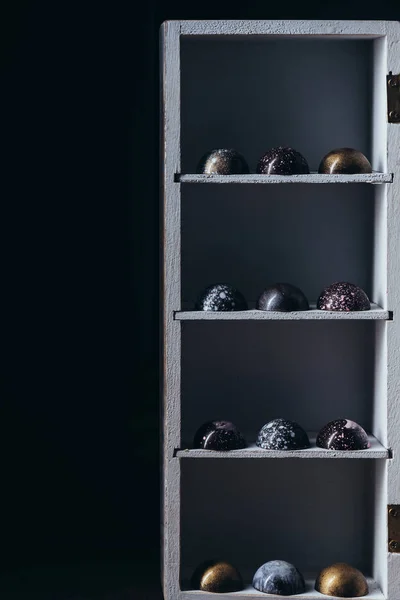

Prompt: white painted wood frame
[{"left": 161, "top": 20, "right": 400, "bottom": 600}]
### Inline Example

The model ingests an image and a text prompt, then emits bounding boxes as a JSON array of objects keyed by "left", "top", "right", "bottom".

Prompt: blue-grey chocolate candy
[
  {"left": 257, "top": 283, "right": 309, "bottom": 312},
  {"left": 195, "top": 284, "right": 248, "bottom": 311},
  {"left": 253, "top": 560, "right": 306, "bottom": 595},
  {"left": 256, "top": 419, "right": 310, "bottom": 451}
]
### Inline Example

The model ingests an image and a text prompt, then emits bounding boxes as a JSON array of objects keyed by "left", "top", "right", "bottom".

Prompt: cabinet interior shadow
[
  {"left": 181, "top": 321, "right": 376, "bottom": 440},
  {"left": 181, "top": 37, "right": 372, "bottom": 173},
  {"left": 181, "top": 459, "right": 375, "bottom": 580},
  {"left": 181, "top": 184, "right": 374, "bottom": 306}
]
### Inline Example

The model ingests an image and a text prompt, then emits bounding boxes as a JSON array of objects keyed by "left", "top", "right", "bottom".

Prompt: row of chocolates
[
  {"left": 195, "top": 282, "right": 371, "bottom": 312},
  {"left": 196, "top": 146, "right": 372, "bottom": 175},
  {"left": 190, "top": 559, "right": 368, "bottom": 597},
  {"left": 193, "top": 418, "right": 370, "bottom": 452}
]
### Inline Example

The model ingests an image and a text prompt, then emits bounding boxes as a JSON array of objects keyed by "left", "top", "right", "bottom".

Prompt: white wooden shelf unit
[{"left": 161, "top": 19, "right": 400, "bottom": 600}]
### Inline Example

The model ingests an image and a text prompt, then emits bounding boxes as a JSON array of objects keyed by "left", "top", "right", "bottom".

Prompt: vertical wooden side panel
[
  {"left": 386, "top": 20, "right": 400, "bottom": 600},
  {"left": 161, "top": 20, "right": 181, "bottom": 600}
]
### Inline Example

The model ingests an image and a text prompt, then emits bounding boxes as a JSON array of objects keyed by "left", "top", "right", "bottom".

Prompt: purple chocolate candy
[{"left": 317, "top": 419, "right": 371, "bottom": 451}]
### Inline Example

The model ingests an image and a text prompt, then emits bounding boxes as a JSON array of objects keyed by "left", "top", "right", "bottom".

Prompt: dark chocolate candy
[{"left": 193, "top": 421, "right": 247, "bottom": 451}]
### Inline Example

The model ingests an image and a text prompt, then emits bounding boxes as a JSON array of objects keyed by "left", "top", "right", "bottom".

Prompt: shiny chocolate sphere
[
  {"left": 317, "top": 282, "right": 370, "bottom": 312},
  {"left": 256, "top": 418, "right": 310, "bottom": 451},
  {"left": 195, "top": 283, "right": 248, "bottom": 311},
  {"left": 318, "top": 148, "right": 372, "bottom": 174},
  {"left": 316, "top": 419, "right": 370, "bottom": 451},
  {"left": 197, "top": 149, "right": 250, "bottom": 175},
  {"left": 256, "top": 283, "right": 309, "bottom": 312},
  {"left": 257, "top": 147, "right": 309, "bottom": 175},
  {"left": 193, "top": 420, "right": 247, "bottom": 451},
  {"left": 252, "top": 560, "right": 306, "bottom": 595},
  {"left": 315, "top": 563, "right": 368, "bottom": 597},
  {"left": 191, "top": 560, "right": 244, "bottom": 593}
]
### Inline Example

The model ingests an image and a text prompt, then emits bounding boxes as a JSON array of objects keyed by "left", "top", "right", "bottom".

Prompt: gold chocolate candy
[
  {"left": 318, "top": 147, "right": 372, "bottom": 174},
  {"left": 191, "top": 560, "right": 243, "bottom": 593},
  {"left": 315, "top": 562, "right": 368, "bottom": 597}
]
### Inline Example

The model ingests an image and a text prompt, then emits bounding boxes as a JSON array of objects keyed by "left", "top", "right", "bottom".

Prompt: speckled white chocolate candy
[
  {"left": 256, "top": 418, "right": 310, "bottom": 450},
  {"left": 195, "top": 284, "right": 248, "bottom": 311}
]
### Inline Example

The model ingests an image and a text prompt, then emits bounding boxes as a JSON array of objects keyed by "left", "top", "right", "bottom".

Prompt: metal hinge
[
  {"left": 387, "top": 73, "right": 400, "bottom": 122},
  {"left": 388, "top": 505, "right": 400, "bottom": 551}
]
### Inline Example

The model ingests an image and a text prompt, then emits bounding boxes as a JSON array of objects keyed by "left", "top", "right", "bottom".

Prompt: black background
[{"left": 2, "top": 0, "right": 399, "bottom": 593}]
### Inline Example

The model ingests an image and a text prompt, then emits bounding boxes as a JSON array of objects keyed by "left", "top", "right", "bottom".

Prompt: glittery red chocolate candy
[{"left": 317, "top": 282, "right": 370, "bottom": 311}]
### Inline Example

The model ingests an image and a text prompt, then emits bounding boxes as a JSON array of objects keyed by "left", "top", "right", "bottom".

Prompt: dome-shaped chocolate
[
  {"left": 194, "top": 421, "right": 247, "bottom": 451},
  {"left": 256, "top": 419, "right": 310, "bottom": 451},
  {"left": 318, "top": 148, "right": 372, "bottom": 174},
  {"left": 191, "top": 560, "right": 244, "bottom": 593},
  {"left": 256, "top": 283, "right": 309, "bottom": 312},
  {"left": 317, "top": 282, "right": 370, "bottom": 312},
  {"left": 257, "top": 147, "right": 309, "bottom": 175},
  {"left": 252, "top": 560, "right": 306, "bottom": 596},
  {"left": 315, "top": 562, "right": 368, "bottom": 597},
  {"left": 197, "top": 149, "right": 250, "bottom": 175},
  {"left": 316, "top": 419, "right": 370, "bottom": 451},
  {"left": 195, "top": 284, "right": 248, "bottom": 311}
]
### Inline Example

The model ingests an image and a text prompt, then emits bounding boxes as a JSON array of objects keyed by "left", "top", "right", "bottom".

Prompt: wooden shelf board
[
  {"left": 175, "top": 303, "right": 389, "bottom": 321},
  {"left": 179, "top": 578, "right": 384, "bottom": 599},
  {"left": 177, "top": 172, "right": 393, "bottom": 184},
  {"left": 176, "top": 434, "right": 388, "bottom": 459}
]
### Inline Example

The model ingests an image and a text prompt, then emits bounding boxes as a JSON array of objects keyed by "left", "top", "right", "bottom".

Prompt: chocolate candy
[
  {"left": 252, "top": 560, "right": 306, "bottom": 596},
  {"left": 195, "top": 284, "right": 248, "bottom": 311},
  {"left": 318, "top": 148, "right": 372, "bottom": 174},
  {"left": 197, "top": 149, "right": 249, "bottom": 175},
  {"left": 193, "top": 421, "right": 247, "bottom": 451},
  {"left": 315, "top": 562, "right": 368, "bottom": 597},
  {"left": 256, "top": 283, "right": 309, "bottom": 312},
  {"left": 316, "top": 419, "right": 370, "bottom": 451},
  {"left": 317, "top": 282, "right": 370, "bottom": 312},
  {"left": 191, "top": 560, "right": 243, "bottom": 593},
  {"left": 257, "top": 147, "right": 309, "bottom": 175},
  {"left": 256, "top": 418, "right": 310, "bottom": 451}
]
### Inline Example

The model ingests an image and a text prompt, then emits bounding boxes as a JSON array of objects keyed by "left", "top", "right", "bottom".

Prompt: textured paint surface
[
  {"left": 316, "top": 419, "right": 370, "bottom": 451},
  {"left": 256, "top": 418, "right": 310, "bottom": 450},
  {"left": 195, "top": 284, "right": 248, "bottom": 311},
  {"left": 252, "top": 560, "right": 306, "bottom": 595},
  {"left": 178, "top": 173, "right": 392, "bottom": 183},
  {"left": 317, "top": 282, "right": 370, "bottom": 311},
  {"left": 193, "top": 421, "right": 247, "bottom": 451},
  {"left": 257, "top": 147, "right": 309, "bottom": 175}
]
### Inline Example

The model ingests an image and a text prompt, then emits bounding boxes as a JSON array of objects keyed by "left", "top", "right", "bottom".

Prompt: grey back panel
[
  {"left": 182, "top": 184, "right": 374, "bottom": 306},
  {"left": 181, "top": 458, "right": 374, "bottom": 579},
  {"left": 181, "top": 38, "right": 372, "bottom": 173},
  {"left": 182, "top": 321, "right": 376, "bottom": 441}
]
